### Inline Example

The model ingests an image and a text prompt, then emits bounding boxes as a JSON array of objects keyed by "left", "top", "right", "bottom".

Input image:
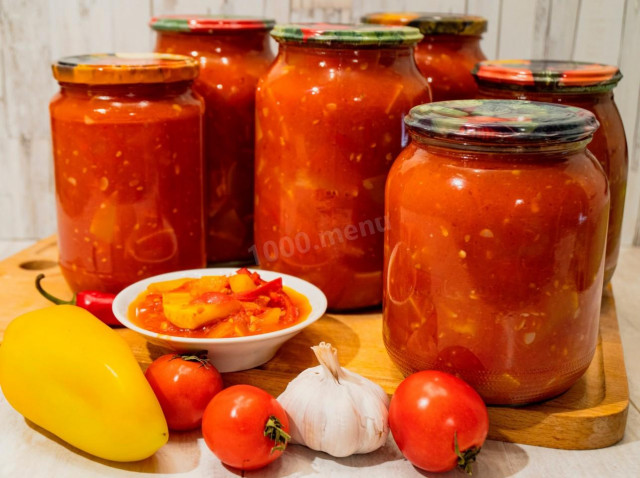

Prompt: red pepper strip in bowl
[
  {"left": 35, "top": 274, "right": 121, "bottom": 327},
  {"left": 233, "top": 269, "right": 298, "bottom": 321},
  {"left": 269, "top": 290, "right": 299, "bottom": 323},
  {"left": 233, "top": 277, "right": 283, "bottom": 301}
]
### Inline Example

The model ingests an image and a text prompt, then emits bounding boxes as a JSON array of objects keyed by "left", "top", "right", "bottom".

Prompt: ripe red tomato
[
  {"left": 202, "top": 384, "right": 290, "bottom": 470},
  {"left": 144, "top": 353, "right": 223, "bottom": 431},
  {"left": 389, "top": 370, "right": 489, "bottom": 474}
]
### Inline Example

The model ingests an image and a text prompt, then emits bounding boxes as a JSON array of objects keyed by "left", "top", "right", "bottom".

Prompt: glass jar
[
  {"left": 362, "top": 12, "right": 487, "bottom": 101},
  {"left": 151, "top": 15, "right": 275, "bottom": 263},
  {"left": 473, "top": 60, "right": 627, "bottom": 285},
  {"left": 254, "top": 24, "right": 430, "bottom": 310},
  {"left": 384, "top": 100, "right": 609, "bottom": 405},
  {"left": 50, "top": 53, "right": 206, "bottom": 293}
]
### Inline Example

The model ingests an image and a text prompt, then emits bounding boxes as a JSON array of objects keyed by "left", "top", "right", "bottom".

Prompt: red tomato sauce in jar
[
  {"left": 362, "top": 12, "right": 487, "bottom": 101},
  {"left": 152, "top": 16, "right": 276, "bottom": 263},
  {"left": 128, "top": 269, "right": 311, "bottom": 338},
  {"left": 50, "top": 54, "right": 206, "bottom": 293},
  {"left": 254, "top": 23, "right": 430, "bottom": 310},
  {"left": 473, "top": 60, "right": 627, "bottom": 285},
  {"left": 384, "top": 100, "right": 609, "bottom": 405}
]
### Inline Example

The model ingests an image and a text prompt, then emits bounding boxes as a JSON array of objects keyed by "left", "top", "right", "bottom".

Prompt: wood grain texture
[
  {"left": 1, "top": 0, "right": 639, "bottom": 248},
  {"left": 545, "top": 0, "right": 581, "bottom": 59},
  {"left": 151, "top": 0, "right": 225, "bottom": 16},
  {"left": 290, "top": 0, "right": 351, "bottom": 24},
  {"left": 0, "top": 0, "right": 56, "bottom": 240},
  {"left": 0, "top": 236, "right": 629, "bottom": 451},
  {"left": 496, "top": 0, "right": 537, "bottom": 59},
  {"left": 112, "top": 0, "right": 153, "bottom": 52},
  {"left": 467, "top": 0, "right": 503, "bottom": 59},
  {"left": 403, "top": 0, "right": 466, "bottom": 13},
  {"left": 573, "top": 0, "right": 625, "bottom": 65}
]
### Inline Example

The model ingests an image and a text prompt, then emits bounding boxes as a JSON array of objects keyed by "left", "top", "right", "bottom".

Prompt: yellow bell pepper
[{"left": 0, "top": 305, "right": 168, "bottom": 462}]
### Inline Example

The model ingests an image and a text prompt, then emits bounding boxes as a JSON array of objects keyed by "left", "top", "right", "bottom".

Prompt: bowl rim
[{"left": 113, "top": 267, "right": 328, "bottom": 344}]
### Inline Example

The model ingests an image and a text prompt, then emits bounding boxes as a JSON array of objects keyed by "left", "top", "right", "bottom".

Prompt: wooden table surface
[{"left": 0, "top": 241, "right": 639, "bottom": 478}]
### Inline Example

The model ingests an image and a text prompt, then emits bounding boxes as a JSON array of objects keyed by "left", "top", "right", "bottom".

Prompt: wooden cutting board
[{"left": 0, "top": 236, "right": 629, "bottom": 450}]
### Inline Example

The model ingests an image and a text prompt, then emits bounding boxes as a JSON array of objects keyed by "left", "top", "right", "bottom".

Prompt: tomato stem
[
  {"left": 454, "top": 430, "right": 481, "bottom": 475},
  {"left": 264, "top": 415, "right": 291, "bottom": 454},
  {"left": 171, "top": 351, "right": 210, "bottom": 368}
]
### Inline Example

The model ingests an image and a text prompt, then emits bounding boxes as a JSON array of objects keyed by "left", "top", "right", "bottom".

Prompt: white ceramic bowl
[{"left": 113, "top": 268, "right": 327, "bottom": 372}]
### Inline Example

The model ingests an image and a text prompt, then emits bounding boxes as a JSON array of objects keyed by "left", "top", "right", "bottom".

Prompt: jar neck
[
  {"left": 477, "top": 83, "right": 615, "bottom": 104},
  {"left": 412, "top": 134, "right": 591, "bottom": 160},
  {"left": 155, "top": 30, "right": 272, "bottom": 55},
  {"left": 276, "top": 42, "right": 416, "bottom": 67},
  {"left": 58, "top": 81, "right": 194, "bottom": 99},
  {"left": 419, "top": 34, "right": 483, "bottom": 51}
]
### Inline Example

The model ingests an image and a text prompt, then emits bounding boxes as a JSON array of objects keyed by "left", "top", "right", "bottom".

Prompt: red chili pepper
[
  {"left": 233, "top": 277, "right": 283, "bottom": 301},
  {"left": 35, "top": 274, "right": 121, "bottom": 327}
]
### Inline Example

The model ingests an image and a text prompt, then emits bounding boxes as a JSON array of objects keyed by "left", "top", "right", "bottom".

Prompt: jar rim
[
  {"left": 473, "top": 60, "right": 622, "bottom": 93},
  {"left": 52, "top": 53, "right": 199, "bottom": 85},
  {"left": 150, "top": 15, "right": 275, "bottom": 33},
  {"left": 271, "top": 23, "right": 423, "bottom": 47},
  {"left": 405, "top": 100, "right": 599, "bottom": 146},
  {"left": 361, "top": 12, "right": 487, "bottom": 36}
]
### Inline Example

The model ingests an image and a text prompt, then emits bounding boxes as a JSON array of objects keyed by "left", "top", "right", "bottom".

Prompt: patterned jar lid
[
  {"left": 473, "top": 60, "right": 622, "bottom": 93},
  {"left": 271, "top": 23, "right": 423, "bottom": 47},
  {"left": 150, "top": 15, "right": 275, "bottom": 33},
  {"left": 361, "top": 12, "right": 487, "bottom": 36},
  {"left": 405, "top": 99, "right": 598, "bottom": 145},
  {"left": 52, "top": 53, "right": 199, "bottom": 85}
]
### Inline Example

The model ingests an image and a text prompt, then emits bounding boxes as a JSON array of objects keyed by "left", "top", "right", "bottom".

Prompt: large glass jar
[
  {"left": 50, "top": 54, "right": 206, "bottom": 293},
  {"left": 362, "top": 12, "right": 487, "bottom": 101},
  {"left": 151, "top": 15, "right": 275, "bottom": 263},
  {"left": 473, "top": 60, "right": 627, "bottom": 285},
  {"left": 254, "top": 24, "right": 430, "bottom": 310},
  {"left": 384, "top": 100, "right": 609, "bottom": 405}
]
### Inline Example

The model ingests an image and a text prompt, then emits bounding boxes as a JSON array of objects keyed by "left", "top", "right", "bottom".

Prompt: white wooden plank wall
[{"left": 1, "top": 0, "right": 639, "bottom": 245}]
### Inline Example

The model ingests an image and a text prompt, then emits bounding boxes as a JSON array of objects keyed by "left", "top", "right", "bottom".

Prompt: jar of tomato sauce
[
  {"left": 473, "top": 60, "right": 627, "bottom": 285},
  {"left": 151, "top": 15, "right": 275, "bottom": 264},
  {"left": 384, "top": 100, "right": 609, "bottom": 405},
  {"left": 362, "top": 12, "right": 487, "bottom": 101},
  {"left": 254, "top": 24, "right": 430, "bottom": 310},
  {"left": 50, "top": 53, "right": 206, "bottom": 293}
]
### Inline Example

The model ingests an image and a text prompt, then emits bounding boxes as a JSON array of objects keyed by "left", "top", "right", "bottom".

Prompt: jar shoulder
[
  {"left": 50, "top": 88, "right": 203, "bottom": 122},
  {"left": 389, "top": 142, "right": 609, "bottom": 201},
  {"left": 258, "top": 54, "right": 429, "bottom": 107}
]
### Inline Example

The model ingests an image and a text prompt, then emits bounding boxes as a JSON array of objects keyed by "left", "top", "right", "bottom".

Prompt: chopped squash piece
[
  {"left": 206, "top": 321, "right": 236, "bottom": 338},
  {"left": 257, "top": 308, "right": 282, "bottom": 326},
  {"left": 147, "top": 278, "right": 192, "bottom": 293},
  {"left": 229, "top": 274, "right": 258, "bottom": 294},
  {"left": 189, "top": 276, "right": 229, "bottom": 297},
  {"left": 162, "top": 293, "right": 242, "bottom": 329}
]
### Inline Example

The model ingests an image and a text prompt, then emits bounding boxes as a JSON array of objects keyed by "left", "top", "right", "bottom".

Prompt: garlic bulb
[{"left": 277, "top": 342, "right": 389, "bottom": 457}]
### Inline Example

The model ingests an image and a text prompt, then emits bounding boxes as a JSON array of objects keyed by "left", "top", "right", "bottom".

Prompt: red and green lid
[
  {"left": 52, "top": 53, "right": 199, "bottom": 85},
  {"left": 405, "top": 99, "right": 598, "bottom": 145},
  {"left": 271, "top": 23, "right": 423, "bottom": 47},
  {"left": 150, "top": 15, "right": 275, "bottom": 33},
  {"left": 361, "top": 12, "right": 487, "bottom": 36},
  {"left": 473, "top": 60, "right": 622, "bottom": 93}
]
